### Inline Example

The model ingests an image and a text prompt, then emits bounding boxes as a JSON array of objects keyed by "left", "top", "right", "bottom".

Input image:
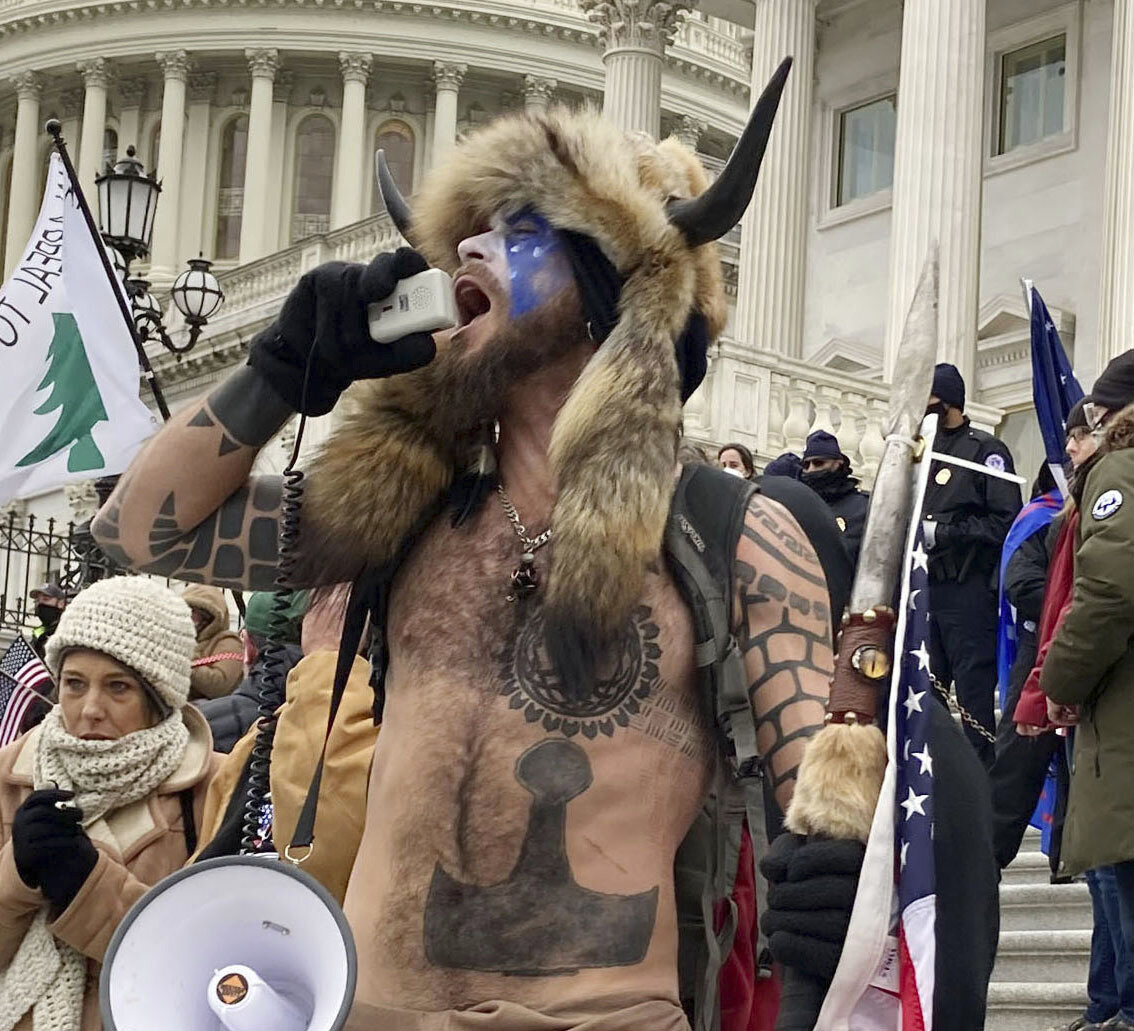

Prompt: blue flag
[{"left": 1029, "top": 284, "right": 1084, "bottom": 486}]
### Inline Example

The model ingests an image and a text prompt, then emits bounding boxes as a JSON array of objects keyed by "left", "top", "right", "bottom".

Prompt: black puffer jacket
[{"left": 196, "top": 643, "right": 303, "bottom": 753}]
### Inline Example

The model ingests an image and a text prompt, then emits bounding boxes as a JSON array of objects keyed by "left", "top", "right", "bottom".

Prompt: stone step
[
  {"left": 999, "top": 881, "right": 1093, "bottom": 932},
  {"left": 985, "top": 982, "right": 1088, "bottom": 1031},
  {"left": 1019, "top": 826, "right": 1045, "bottom": 854},
  {"left": 991, "top": 929, "right": 1091, "bottom": 983},
  {"left": 1002, "top": 850, "right": 1054, "bottom": 885}
]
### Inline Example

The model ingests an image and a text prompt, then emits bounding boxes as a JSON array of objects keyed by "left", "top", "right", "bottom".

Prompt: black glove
[
  {"left": 248, "top": 247, "right": 438, "bottom": 415},
  {"left": 759, "top": 833, "right": 866, "bottom": 982},
  {"left": 11, "top": 788, "right": 99, "bottom": 910}
]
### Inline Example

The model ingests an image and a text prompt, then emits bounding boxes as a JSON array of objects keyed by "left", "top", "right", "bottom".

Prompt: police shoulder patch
[
  {"left": 984, "top": 452, "right": 1006, "bottom": 472},
  {"left": 1092, "top": 489, "right": 1124, "bottom": 521}
]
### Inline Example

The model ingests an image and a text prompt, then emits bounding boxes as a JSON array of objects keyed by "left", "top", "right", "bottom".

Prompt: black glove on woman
[
  {"left": 11, "top": 788, "right": 99, "bottom": 910},
  {"left": 248, "top": 247, "right": 438, "bottom": 415},
  {"left": 759, "top": 832, "right": 867, "bottom": 982}
]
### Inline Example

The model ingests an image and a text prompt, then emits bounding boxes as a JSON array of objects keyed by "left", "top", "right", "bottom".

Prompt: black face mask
[
  {"left": 925, "top": 402, "right": 949, "bottom": 420},
  {"left": 35, "top": 604, "right": 61, "bottom": 630},
  {"left": 802, "top": 467, "right": 849, "bottom": 498}
]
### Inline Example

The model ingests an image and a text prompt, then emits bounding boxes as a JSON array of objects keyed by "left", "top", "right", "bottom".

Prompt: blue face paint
[{"left": 503, "top": 210, "right": 571, "bottom": 318}]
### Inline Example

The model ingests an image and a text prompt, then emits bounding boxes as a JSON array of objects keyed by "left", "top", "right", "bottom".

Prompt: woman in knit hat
[{"left": 0, "top": 576, "right": 221, "bottom": 1031}]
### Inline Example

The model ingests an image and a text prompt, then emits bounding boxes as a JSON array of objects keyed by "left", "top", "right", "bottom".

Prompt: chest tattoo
[
  {"left": 424, "top": 738, "right": 659, "bottom": 975},
  {"left": 498, "top": 606, "right": 662, "bottom": 738}
]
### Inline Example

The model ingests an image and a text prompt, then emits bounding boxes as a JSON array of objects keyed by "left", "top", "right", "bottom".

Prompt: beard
[{"left": 425, "top": 287, "right": 589, "bottom": 440}]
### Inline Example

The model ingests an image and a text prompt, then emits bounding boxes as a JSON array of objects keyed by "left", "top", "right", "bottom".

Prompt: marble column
[
  {"left": 59, "top": 88, "right": 84, "bottom": 163},
  {"left": 4, "top": 72, "right": 41, "bottom": 277},
  {"left": 1098, "top": 1, "right": 1134, "bottom": 366},
  {"left": 150, "top": 50, "right": 191, "bottom": 278},
  {"left": 332, "top": 52, "right": 372, "bottom": 229},
  {"left": 431, "top": 62, "right": 466, "bottom": 160},
  {"left": 77, "top": 58, "right": 112, "bottom": 200},
  {"left": 116, "top": 77, "right": 147, "bottom": 154},
  {"left": 672, "top": 113, "right": 706, "bottom": 150},
  {"left": 733, "top": 0, "right": 817, "bottom": 360},
  {"left": 265, "top": 71, "right": 292, "bottom": 255},
  {"left": 883, "top": 0, "right": 985, "bottom": 383},
  {"left": 522, "top": 75, "right": 557, "bottom": 117},
  {"left": 239, "top": 48, "right": 278, "bottom": 264},
  {"left": 179, "top": 71, "right": 215, "bottom": 260},
  {"left": 581, "top": 0, "right": 691, "bottom": 138}
]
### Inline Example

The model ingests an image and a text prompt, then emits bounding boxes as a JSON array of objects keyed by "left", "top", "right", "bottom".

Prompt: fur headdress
[{"left": 298, "top": 60, "right": 793, "bottom": 663}]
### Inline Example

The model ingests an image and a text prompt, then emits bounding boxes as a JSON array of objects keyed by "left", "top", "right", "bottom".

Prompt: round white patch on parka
[{"left": 1092, "top": 489, "right": 1124, "bottom": 521}]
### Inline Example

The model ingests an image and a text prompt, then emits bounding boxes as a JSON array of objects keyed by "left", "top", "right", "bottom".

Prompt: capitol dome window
[
  {"left": 215, "top": 115, "right": 249, "bottom": 260},
  {"left": 291, "top": 113, "right": 335, "bottom": 243},
  {"left": 371, "top": 119, "right": 415, "bottom": 215}
]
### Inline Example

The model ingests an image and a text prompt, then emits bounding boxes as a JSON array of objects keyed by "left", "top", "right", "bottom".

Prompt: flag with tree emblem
[{"left": 0, "top": 152, "right": 157, "bottom": 504}]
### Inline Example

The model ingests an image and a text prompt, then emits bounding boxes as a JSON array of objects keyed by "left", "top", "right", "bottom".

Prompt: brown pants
[{"left": 345, "top": 998, "right": 691, "bottom": 1031}]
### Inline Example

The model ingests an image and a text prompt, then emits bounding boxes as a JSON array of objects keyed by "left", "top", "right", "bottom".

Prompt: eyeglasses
[{"left": 1066, "top": 426, "right": 1091, "bottom": 444}]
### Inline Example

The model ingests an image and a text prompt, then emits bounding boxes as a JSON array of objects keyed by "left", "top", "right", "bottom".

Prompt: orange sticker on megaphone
[{"left": 216, "top": 972, "right": 249, "bottom": 1006}]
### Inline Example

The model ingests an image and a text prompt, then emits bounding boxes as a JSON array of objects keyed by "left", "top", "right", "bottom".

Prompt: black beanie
[
  {"left": 1065, "top": 397, "right": 1088, "bottom": 433},
  {"left": 931, "top": 363, "right": 966, "bottom": 410},
  {"left": 803, "top": 430, "right": 847, "bottom": 463},
  {"left": 559, "top": 229, "right": 708, "bottom": 402},
  {"left": 1089, "top": 349, "right": 1134, "bottom": 412}
]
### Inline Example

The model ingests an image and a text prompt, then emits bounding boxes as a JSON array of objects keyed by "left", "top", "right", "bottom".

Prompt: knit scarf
[{"left": 0, "top": 709, "right": 189, "bottom": 1031}]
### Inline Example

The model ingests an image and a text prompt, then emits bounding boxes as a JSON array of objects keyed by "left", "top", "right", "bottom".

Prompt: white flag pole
[{"left": 46, "top": 119, "right": 170, "bottom": 421}]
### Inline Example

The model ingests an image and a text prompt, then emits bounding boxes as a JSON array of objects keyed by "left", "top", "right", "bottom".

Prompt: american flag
[
  {"left": 0, "top": 637, "right": 53, "bottom": 746},
  {"left": 813, "top": 529, "right": 939, "bottom": 1031},
  {"left": 894, "top": 534, "right": 937, "bottom": 1028}
]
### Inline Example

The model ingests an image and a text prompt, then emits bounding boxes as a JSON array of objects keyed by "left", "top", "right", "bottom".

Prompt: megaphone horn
[{"left": 100, "top": 855, "right": 357, "bottom": 1031}]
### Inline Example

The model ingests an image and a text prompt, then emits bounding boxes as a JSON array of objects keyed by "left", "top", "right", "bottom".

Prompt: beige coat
[
  {"left": 182, "top": 584, "right": 243, "bottom": 700},
  {"left": 0, "top": 706, "right": 221, "bottom": 1031}
]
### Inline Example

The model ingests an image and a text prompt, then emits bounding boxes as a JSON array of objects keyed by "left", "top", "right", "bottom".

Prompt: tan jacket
[
  {"left": 183, "top": 584, "right": 243, "bottom": 700},
  {"left": 0, "top": 706, "right": 221, "bottom": 1031},
  {"left": 197, "top": 651, "right": 378, "bottom": 903}
]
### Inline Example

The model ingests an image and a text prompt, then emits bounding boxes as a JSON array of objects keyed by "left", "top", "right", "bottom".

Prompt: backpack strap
[{"left": 665, "top": 465, "right": 770, "bottom": 1031}]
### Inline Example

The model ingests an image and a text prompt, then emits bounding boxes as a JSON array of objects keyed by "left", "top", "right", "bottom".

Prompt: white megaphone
[{"left": 100, "top": 855, "right": 356, "bottom": 1031}]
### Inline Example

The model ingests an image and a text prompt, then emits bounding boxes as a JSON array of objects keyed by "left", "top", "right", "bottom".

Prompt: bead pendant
[{"left": 507, "top": 552, "right": 540, "bottom": 602}]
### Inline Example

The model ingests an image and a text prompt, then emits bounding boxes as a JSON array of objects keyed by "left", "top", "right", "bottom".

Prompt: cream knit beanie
[{"left": 45, "top": 577, "right": 196, "bottom": 711}]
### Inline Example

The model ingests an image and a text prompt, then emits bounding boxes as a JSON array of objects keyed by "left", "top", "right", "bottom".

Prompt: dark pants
[
  {"left": 928, "top": 579, "right": 999, "bottom": 767},
  {"left": 1086, "top": 866, "right": 1134, "bottom": 1023},
  {"left": 990, "top": 653, "right": 1062, "bottom": 868}
]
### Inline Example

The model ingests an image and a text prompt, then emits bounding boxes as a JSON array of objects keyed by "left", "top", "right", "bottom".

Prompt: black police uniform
[
  {"left": 821, "top": 481, "right": 870, "bottom": 569},
  {"left": 923, "top": 418, "right": 1021, "bottom": 767}
]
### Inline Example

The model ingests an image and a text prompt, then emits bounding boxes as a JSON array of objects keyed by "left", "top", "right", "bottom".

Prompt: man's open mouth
[{"left": 455, "top": 276, "right": 492, "bottom": 328}]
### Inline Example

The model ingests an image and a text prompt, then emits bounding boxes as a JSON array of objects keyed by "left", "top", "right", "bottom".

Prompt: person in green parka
[{"left": 1042, "top": 350, "right": 1134, "bottom": 1031}]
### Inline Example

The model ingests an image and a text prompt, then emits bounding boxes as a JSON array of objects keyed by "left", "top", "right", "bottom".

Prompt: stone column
[
  {"left": 77, "top": 58, "right": 112, "bottom": 199},
  {"left": 883, "top": 0, "right": 985, "bottom": 383},
  {"left": 332, "top": 52, "right": 372, "bottom": 229},
  {"left": 239, "top": 48, "right": 278, "bottom": 264},
  {"left": 117, "top": 77, "right": 147, "bottom": 154},
  {"left": 4, "top": 72, "right": 41, "bottom": 277},
  {"left": 179, "top": 71, "right": 215, "bottom": 260},
  {"left": 431, "top": 62, "right": 466, "bottom": 160},
  {"left": 59, "top": 88, "right": 84, "bottom": 161},
  {"left": 522, "top": 75, "right": 557, "bottom": 117},
  {"left": 672, "top": 113, "right": 706, "bottom": 150},
  {"left": 734, "top": 0, "right": 817, "bottom": 359},
  {"left": 150, "top": 50, "right": 191, "bottom": 278},
  {"left": 1098, "top": 2, "right": 1134, "bottom": 366},
  {"left": 265, "top": 71, "right": 292, "bottom": 255},
  {"left": 581, "top": 0, "right": 691, "bottom": 138}
]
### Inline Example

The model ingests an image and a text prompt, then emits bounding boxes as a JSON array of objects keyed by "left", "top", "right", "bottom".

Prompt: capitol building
[{"left": 0, "top": 0, "right": 1125, "bottom": 518}]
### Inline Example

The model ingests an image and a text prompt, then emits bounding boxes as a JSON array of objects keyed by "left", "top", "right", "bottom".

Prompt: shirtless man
[{"left": 94, "top": 86, "right": 837, "bottom": 1030}]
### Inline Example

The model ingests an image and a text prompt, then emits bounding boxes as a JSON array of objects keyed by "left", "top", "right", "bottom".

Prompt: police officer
[
  {"left": 801, "top": 430, "right": 870, "bottom": 568},
  {"left": 923, "top": 363, "right": 1021, "bottom": 767}
]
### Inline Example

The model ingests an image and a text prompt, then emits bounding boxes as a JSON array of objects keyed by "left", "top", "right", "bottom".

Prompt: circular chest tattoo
[{"left": 500, "top": 606, "right": 662, "bottom": 739}]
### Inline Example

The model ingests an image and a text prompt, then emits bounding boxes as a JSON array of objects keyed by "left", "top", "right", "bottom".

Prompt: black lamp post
[{"left": 95, "top": 146, "right": 225, "bottom": 359}]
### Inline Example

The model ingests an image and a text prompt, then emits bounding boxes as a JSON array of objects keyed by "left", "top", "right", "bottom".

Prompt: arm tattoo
[{"left": 734, "top": 497, "right": 832, "bottom": 802}]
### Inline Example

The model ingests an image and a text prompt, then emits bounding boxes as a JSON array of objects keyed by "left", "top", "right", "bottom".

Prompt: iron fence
[{"left": 0, "top": 513, "right": 118, "bottom": 637}]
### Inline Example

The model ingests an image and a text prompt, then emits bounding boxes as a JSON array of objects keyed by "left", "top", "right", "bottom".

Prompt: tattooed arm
[
  {"left": 91, "top": 368, "right": 292, "bottom": 590},
  {"left": 733, "top": 493, "right": 834, "bottom": 811}
]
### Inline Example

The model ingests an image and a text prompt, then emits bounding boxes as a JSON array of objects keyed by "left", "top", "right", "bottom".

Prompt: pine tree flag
[{"left": 0, "top": 153, "right": 157, "bottom": 504}]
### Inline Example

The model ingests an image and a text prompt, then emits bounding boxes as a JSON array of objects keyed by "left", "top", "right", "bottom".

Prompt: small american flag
[{"left": 0, "top": 637, "right": 54, "bottom": 746}]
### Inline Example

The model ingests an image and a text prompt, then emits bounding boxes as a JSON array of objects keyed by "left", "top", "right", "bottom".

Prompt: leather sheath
[{"left": 827, "top": 609, "right": 898, "bottom": 725}]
